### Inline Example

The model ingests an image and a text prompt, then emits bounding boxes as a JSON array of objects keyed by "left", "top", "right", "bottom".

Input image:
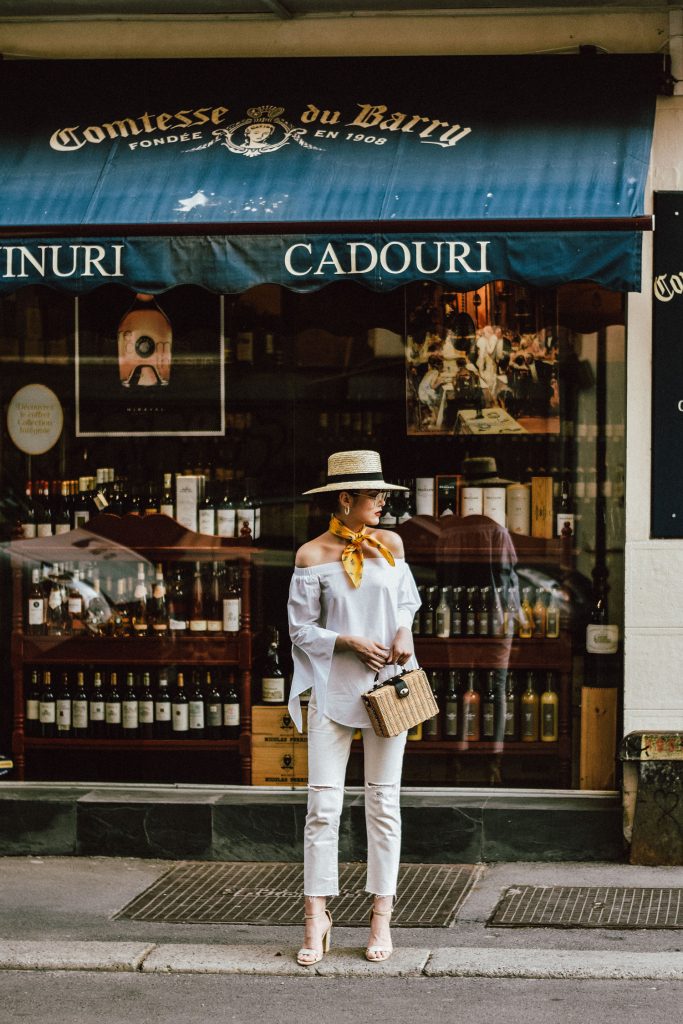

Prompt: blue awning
[
  {"left": 0, "top": 54, "right": 659, "bottom": 291},
  {"left": 0, "top": 230, "right": 643, "bottom": 294}
]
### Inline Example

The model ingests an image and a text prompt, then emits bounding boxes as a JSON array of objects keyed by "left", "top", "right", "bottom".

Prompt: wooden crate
[
  {"left": 252, "top": 704, "right": 308, "bottom": 736},
  {"left": 251, "top": 734, "right": 308, "bottom": 786}
]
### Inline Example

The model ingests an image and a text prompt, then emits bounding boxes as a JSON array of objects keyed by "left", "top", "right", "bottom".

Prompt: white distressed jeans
[{"left": 304, "top": 697, "right": 407, "bottom": 897}]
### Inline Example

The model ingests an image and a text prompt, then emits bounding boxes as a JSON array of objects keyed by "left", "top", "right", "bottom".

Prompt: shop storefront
[{"left": 0, "top": 53, "right": 661, "bottom": 793}]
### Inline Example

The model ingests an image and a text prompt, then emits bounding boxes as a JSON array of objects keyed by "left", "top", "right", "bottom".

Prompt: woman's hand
[
  {"left": 337, "top": 635, "right": 390, "bottom": 672},
  {"left": 389, "top": 627, "right": 414, "bottom": 667}
]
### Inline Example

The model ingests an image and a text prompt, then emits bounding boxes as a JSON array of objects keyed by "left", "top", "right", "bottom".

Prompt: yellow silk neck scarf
[{"left": 328, "top": 515, "right": 395, "bottom": 588}]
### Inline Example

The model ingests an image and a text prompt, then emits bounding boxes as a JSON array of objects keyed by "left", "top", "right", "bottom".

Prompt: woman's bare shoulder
[
  {"left": 372, "top": 529, "right": 405, "bottom": 558},
  {"left": 295, "top": 533, "right": 337, "bottom": 568}
]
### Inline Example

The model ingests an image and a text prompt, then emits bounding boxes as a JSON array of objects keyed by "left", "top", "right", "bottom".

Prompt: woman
[{"left": 288, "top": 450, "right": 421, "bottom": 966}]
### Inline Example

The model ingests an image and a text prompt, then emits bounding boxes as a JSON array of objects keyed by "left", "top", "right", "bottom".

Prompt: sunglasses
[{"left": 351, "top": 490, "right": 388, "bottom": 503}]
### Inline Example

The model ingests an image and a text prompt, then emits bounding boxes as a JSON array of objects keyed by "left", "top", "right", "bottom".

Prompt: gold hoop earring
[{"left": 343, "top": 505, "right": 350, "bottom": 515}]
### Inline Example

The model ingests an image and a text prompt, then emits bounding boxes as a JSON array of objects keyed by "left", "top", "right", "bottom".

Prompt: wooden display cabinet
[
  {"left": 10, "top": 513, "right": 257, "bottom": 783},
  {"left": 392, "top": 515, "right": 574, "bottom": 786}
]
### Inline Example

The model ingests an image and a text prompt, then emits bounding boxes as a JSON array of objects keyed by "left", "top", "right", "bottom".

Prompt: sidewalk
[{"left": 0, "top": 857, "right": 681, "bottom": 979}]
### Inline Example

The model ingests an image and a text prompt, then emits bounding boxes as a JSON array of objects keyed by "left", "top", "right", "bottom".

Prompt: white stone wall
[{"left": 625, "top": 96, "right": 683, "bottom": 734}]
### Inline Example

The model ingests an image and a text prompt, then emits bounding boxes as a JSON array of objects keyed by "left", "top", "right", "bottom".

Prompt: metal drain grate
[
  {"left": 115, "top": 862, "right": 479, "bottom": 927},
  {"left": 489, "top": 886, "right": 683, "bottom": 929}
]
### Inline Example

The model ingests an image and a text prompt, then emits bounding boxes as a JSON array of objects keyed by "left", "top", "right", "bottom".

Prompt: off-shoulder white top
[{"left": 287, "top": 556, "right": 421, "bottom": 731}]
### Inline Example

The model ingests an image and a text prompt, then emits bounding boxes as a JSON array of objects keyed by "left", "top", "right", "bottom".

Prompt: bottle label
[
  {"left": 139, "top": 701, "right": 154, "bottom": 724},
  {"left": 444, "top": 706, "right": 458, "bottom": 737},
  {"left": 190, "top": 619, "right": 207, "bottom": 632},
  {"left": 54, "top": 524, "right": 71, "bottom": 536},
  {"left": 153, "top": 584, "right": 165, "bottom": 599},
  {"left": 435, "top": 610, "right": 450, "bottom": 638},
  {"left": 586, "top": 623, "right": 619, "bottom": 655},
  {"left": 37, "top": 523, "right": 53, "bottom": 538},
  {"left": 155, "top": 701, "right": 171, "bottom": 722},
  {"left": 206, "top": 703, "right": 222, "bottom": 727},
  {"left": 198, "top": 510, "right": 216, "bottom": 535},
  {"left": 482, "top": 706, "right": 495, "bottom": 737},
  {"left": 223, "top": 599, "right": 240, "bottom": 632},
  {"left": 48, "top": 589, "right": 62, "bottom": 610},
  {"left": 542, "top": 704, "right": 557, "bottom": 738},
  {"left": 57, "top": 699, "right": 71, "bottom": 727},
  {"left": 223, "top": 704, "right": 240, "bottom": 727},
  {"left": 207, "top": 619, "right": 222, "bottom": 633},
  {"left": 160, "top": 503, "right": 174, "bottom": 518},
  {"left": 39, "top": 702, "right": 56, "bottom": 724},
  {"left": 105, "top": 703, "right": 122, "bottom": 725},
  {"left": 25, "top": 699, "right": 39, "bottom": 720},
  {"left": 122, "top": 701, "right": 139, "bottom": 729},
  {"left": 21, "top": 523, "right": 37, "bottom": 539},
  {"left": 134, "top": 583, "right": 147, "bottom": 600},
  {"left": 556, "top": 513, "right": 575, "bottom": 536},
  {"left": 172, "top": 704, "right": 189, "bottom": 732},
  {"left": 262, "top": 678, "right": 285, "bottom": 703},
  {"left": 28, "top": 599, "right": 44, "bottom": 625},
  {"left": 89, "top": 701, "right": 105, "bottom": 722},
  {"left": 169, "top": 618, "right": 187, "bottom": 631},
  {"left": 217, "top": 510, "right": 236, "bottom": 537},
  {"left": 521, "top": 708, "right": 536, "bottom": 739},
  {"left": 68, "top": 597, "right": 83, "bottom": 615},
  {"left": 237, "top": 510, "right": 255, "bottom": 539},
  {"left": 72, "top": 701, "right": 88, "bottom": 730},
  {"left": 189, "top": 701, "right": 205, "bottom": 730}
]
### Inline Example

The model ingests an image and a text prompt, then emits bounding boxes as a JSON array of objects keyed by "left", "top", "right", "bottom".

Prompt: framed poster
[
  {"left": 405, "top": 284, "right": 561, "bottom": 437},
  {"left": 76, "top": 285, "right": 224, "bottom": 437}
]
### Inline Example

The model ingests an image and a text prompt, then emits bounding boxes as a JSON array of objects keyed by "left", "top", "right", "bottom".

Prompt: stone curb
[
  {"left": 0, "top": 941, "right": 155, "bottom": 972},
  {"left": 0, "top": 942, "right": 681, "bottom": 980}
]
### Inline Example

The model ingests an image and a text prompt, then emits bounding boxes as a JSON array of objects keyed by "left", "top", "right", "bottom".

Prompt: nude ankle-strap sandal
[
  {"left": 366, "top": 906, "right": 393, "bottom": 962},
  {"left": 296, "top": 908, "right": 333, "bottom": 966}
]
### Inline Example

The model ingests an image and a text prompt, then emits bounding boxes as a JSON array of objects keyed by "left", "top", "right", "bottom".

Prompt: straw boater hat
[{"left": 303, "top": 450, "right": 408, "bottom": 495}]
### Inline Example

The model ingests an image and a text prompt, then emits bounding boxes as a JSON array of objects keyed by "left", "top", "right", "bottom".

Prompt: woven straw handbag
[{"left": 362, "top": 667, "right": 439, "bottom": 738}]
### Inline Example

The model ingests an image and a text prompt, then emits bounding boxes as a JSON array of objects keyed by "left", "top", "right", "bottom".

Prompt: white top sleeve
[
  {"left": 287, "top": 558, "right": 422, "bottom": 731},
  {"left": 287, "top": 572, "right": 338, "bottom": 732}
]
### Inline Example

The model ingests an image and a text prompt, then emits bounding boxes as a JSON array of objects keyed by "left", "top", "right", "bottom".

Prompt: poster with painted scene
[{"left": 405, "top": 282, "right": 560, "bottom": 437}]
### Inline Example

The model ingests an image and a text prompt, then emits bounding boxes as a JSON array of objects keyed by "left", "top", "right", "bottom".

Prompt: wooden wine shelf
[
  {"left": 14, "top": 632, "right": 241, "bottom": 666},
  {"left": 352, "top": 740, "right": 561, "bottom": 756},
  {"left": 23, "top": 737, "right": 239, "bottom": 751},
  {"left": 414, "top": 636, "right": 572, "bottom": 671}
]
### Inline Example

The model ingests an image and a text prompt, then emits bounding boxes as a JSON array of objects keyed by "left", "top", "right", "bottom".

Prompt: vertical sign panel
[{"left": 652, "top": 192, "right": 683, "bottom": 536}]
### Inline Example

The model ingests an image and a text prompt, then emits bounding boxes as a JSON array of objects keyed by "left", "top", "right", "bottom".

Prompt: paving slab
[
  {"left": 424, "top": 947, "right": 683, "bottom": 980},
  {"left": 141, "top": 943, "right": 316, "bottom": 975},
  {"left": 314, "top": 946, "right": 431, "bottom": 977},
  {"left": 0, "top": 940, "right": 155, "bottom": 972}
]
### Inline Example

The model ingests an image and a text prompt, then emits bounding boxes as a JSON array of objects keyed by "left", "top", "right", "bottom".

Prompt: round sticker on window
[{"left": 7, "top": 384, "right": 63, "bottom": 455}]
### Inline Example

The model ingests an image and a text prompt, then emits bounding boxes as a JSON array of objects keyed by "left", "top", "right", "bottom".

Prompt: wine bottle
[
  {"left": 160, "top": 473, "right": 175, "bottom": 518},
  {"left": 168, "top": 565, "right": 188, "bottom": 637},
  {"left": 26, "top": 568, "right": 46, "bottom": 636},
  {"left": 188, "top": 671, "right": 205, "bottom": 739},
  {"left": 131, "top": 563, "right": 149, "bottom": 637},
  {"left": 38, "top": 670, "right": 56, "bottom": 738},
  {"left": 261, "top": 627, "right": 285, "bottom": 704},
  {"left": 138, "top": 671, "right": 155, "bottom": 739},
  {"left": 21, "top": 481, "right": 37, "bottom": 538},
  {"left": 504, "top": 671, "right": 518, "bottom": 741},
  {"left": 450, "top": 587, "right": 464, "bottom": 638},
  {"left": 204, "top": 671, "right": 223, "bottom": 740},
  {"left": 545, "top": 587, "right": 561, "bottom": 638},
  {"left": 72, "top": 671, "right": 89, "bottom": 738},
  {"left": 25, "top": 669, "right": 41, "bottom": 737},
  {"left": 53, "top": 481, "right": 72, "bottom": 535},
  {"left": 67, "top": 569, "right": 85, "bottom": 635},
  {"left": 172, "top": 672, "right": 189, "bottom": 738},
  {"left": 89, "top": 671, "right": 106, "bottom": 739},
  {"left": 465, "top": 587, "right": 477, "bottom": 637},
  {"left": 198, "top": 485, "right": 216, "bottom": 537},
  {"left": 56, "top": 671, "right": 72, "bottom": 737},
  {"left": 520, "top": 671, "right": 539, "bottom": 742},
  {"left": 444, "top": 670, "right": 460, "bottom": 738},
  {"left": 423, "top": 671, "right": 440, "bottom": 739},
  {"left": 532, "top": 588, "right": 546, "bottom": 639},
  {"left": 189, "top": 562, "right": 207, "bottom": 633},
  {"left": 207, "top": 563, "right": 223, "bottom": 633},
  {"left": 462, "top": 670, "right": 480, "bottom": 742},
  {"left": 105, "top": 671, "right": 122, "bottom": 738},
  {"left": 223, "top": 672, "right": 241, "bottom": 738},
  {"left": 122, "top": 672, "right": 139, "bottom": 737},
  {"left": 481, "top": 670, "right": 496, "bottom": 741},
  {"left": 222, "top": 565, "right": 240, "bottom": 635},
  {"left": 435, "top": 587, "right": 451, "bottom": 639},
  {"left": 477, "top": 586, "right": 492, "bottom": 637},
  {"left": 155, "top": 671, "right": 172, "bottom": 739},
  {"left": 540, "top": 672, "right": 559, "bottom": 742},
  {"left": 518, "top": 587, "right": 533, "bottom": 639},
  {"left": 46, "top": 571, "right": 68, "bottom": 636},
  {"left": 585, "top": 573, "right": 620, "bottom": 686},
  {"left": 150, "top": 564, "right": 169, "bottom": 637}
]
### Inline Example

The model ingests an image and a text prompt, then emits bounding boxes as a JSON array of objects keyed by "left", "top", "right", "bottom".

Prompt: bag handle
[{"left": 372, "top": 666, "right": 410, "bottom": 699}]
